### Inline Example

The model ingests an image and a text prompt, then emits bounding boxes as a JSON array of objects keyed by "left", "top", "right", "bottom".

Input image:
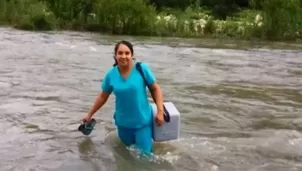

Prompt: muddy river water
[{"left": 0, "top": 27, "right": 302, "bottom": 171}]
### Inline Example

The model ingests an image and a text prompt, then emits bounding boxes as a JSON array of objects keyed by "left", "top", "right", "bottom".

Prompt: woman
[{"left": 82, "top": 40, "right": 164, "bottom": 154}]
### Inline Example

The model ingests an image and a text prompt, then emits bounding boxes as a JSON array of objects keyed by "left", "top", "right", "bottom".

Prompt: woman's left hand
[{"left": 155, "top": 112, "right": 164, "bottom": 126}]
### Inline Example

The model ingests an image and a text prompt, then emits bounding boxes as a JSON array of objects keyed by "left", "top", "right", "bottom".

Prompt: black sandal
[{"left": 78, "top": 118, "right": 96, "bottom": 136}]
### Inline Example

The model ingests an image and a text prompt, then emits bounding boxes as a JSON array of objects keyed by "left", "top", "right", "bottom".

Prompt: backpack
[{"left": 135, "top": 62, "right": 171, "bottom": 123}]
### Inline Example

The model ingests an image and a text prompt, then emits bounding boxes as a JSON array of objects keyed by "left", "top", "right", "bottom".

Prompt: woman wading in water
[{"left": 82, "top": 40, "right": 164, "bottom": 154}]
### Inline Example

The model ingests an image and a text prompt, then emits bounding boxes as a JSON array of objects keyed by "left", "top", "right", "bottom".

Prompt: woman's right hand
[{"left": 82, "top": 114, "right": 92, "bottom": 122}]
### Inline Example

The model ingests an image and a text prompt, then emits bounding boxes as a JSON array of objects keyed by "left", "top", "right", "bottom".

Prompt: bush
[
  {"left": 1, "top": 0, "right": 56, "bottom": 30},
  {"left": 0, "top": 0, "right": 301, "bottom": 41},
  {"left": 251, "top": 0, "right": 302, "bottom": 40},
  {"left": 93, "top": 0, "right": 157, "bottom": 35}
]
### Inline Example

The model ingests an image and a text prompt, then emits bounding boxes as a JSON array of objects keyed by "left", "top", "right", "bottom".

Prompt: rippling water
[{"left": 0, "top": 27, "right": 302, "bottom": 171}]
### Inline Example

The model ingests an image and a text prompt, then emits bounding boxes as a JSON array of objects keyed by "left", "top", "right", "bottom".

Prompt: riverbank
[
  {"left": 2, "top": 27, "right": 301, "bottom": 52},
  {"left": 0, "top": 0, "right": 301, "bottom": 42}
]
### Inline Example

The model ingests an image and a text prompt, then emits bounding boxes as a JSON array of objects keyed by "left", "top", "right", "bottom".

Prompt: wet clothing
[
  {"left": 101, "top": 62, "right": 156, "bottom": 153},
  {"left": 117, "top": 124, "right": 153, "bottom": 153}
]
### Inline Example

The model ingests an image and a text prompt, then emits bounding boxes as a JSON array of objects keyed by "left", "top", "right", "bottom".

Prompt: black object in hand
[{"left": 78, "top": 118, "right": 96, "bottom": 136}]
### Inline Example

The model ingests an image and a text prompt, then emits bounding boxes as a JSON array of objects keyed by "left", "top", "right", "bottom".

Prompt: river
[{"left": 0, "top": 27, "right": 302, "bottom": 171}]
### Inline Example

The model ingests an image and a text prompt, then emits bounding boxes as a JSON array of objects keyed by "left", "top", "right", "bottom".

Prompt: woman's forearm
[
  {"left": 88, "top": 92, "right": 110, "bottom": 117},
  {"left": 151, "top": 84, "right": 164, "bottom": 115}
]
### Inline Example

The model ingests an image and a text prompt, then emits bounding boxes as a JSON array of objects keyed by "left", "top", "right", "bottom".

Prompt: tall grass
[
  {"left": 0, "top": 0, "right": 56, "bottom": 30},
  {"left": 0, "top": 0, "right": 301, "bottom": 41},
  {"left": 91, "top": 0, "right": 157, "bottom": 35}
]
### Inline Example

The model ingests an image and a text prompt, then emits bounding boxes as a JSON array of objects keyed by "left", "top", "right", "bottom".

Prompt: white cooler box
[{"left": 150, "top": 102, "right": 180, "bottom": 142}]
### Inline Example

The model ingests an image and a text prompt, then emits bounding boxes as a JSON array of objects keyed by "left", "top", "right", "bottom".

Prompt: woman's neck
[{"left": 118, "top": 60, "right": 134, "bottom": 73}]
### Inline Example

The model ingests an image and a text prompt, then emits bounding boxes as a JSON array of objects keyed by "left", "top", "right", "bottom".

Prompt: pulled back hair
[{"left": 113, "top": 40, "right": 134, "bottom": 66}]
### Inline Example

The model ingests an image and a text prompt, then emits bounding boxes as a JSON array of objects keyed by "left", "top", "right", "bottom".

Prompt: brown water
[{"left": 1, "top": 27, "right": 302, "bottom": 171}]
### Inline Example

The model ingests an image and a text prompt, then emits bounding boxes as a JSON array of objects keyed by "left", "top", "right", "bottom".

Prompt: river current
[{"left": 0, "top": 27, "right": 302, "bottom": 171}]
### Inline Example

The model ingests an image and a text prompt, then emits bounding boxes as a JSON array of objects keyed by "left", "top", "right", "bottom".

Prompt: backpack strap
[{"left": 136, "top": 62, "right": 170, "bottom": 123}]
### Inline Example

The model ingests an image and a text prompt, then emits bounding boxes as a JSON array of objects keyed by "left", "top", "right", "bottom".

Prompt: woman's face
[{"left": 115, "top": 44, "right": 132, "bottom": 67}]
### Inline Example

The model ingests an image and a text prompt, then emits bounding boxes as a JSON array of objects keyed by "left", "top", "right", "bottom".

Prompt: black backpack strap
[{"left": 136, "top": 62, "right": 170, "bottom": 123}]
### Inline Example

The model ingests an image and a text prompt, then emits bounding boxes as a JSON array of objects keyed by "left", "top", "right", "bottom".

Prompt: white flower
[
  {"left": 164, "top": 15, "right": 172, "bottom": 22},
  {"left": 156, "top": 16, "right": 161, "bottom": 21},
  {"left": 255, "top": 14, "right": 263, "bottom": 23},
  {"left": 89, "top": 13, "right": 96, "bottom": 18},
  {"left": 238, "top": 25, "right": 245, "bottom": 34},
  {"left": 198, "top": 19, "right": 207, "bottom": 28}
]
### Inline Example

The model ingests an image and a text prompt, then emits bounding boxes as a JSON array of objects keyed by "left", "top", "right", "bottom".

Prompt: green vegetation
[{"left": 0, "top": 0, "right": 301, "bottom": 41}]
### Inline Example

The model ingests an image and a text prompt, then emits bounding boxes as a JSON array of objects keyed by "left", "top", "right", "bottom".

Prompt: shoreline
[
  {"left": 1, "top": 26, "right": 301, "bottom": 51},
  {"left": 1, "top": 0, "right": 301, "bottom": 49}
]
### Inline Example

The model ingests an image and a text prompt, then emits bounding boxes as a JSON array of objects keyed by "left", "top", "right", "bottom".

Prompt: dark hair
[{"left": 113, "top": 40, "right": 134, "bottom": 66}]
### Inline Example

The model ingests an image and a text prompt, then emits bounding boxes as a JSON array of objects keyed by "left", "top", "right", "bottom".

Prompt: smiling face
[{"left": 115, "top": 43, "right": 133, "bottom": 67}]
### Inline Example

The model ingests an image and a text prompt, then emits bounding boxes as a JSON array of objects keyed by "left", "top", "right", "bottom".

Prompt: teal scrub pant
[{"left": 117, "top": 125, "right": 153, "bottom": 153}]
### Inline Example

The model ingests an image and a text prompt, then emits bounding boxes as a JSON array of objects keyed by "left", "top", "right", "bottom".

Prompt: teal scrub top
[{"left": 101, "top": 62, "right": 156, "bottom": 129}]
